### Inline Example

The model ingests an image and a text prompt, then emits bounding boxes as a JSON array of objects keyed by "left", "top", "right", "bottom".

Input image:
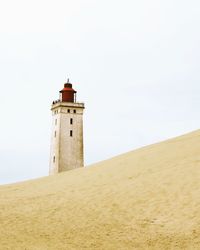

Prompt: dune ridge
[{"left": 0, "top": 130, "right": 200, "bottom": 249}]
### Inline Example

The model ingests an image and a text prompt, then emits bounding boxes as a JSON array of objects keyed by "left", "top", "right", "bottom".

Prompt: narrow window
[
  {"left": 70, "top": 118, "right": 73, "bottom": 125},
  {"left": 55, "top": 119, "right": 57, "bottom": 125},
  {"left": 54, "top": 131, "right": 56, "bottom": 137},
  {"left": 70, "top": 130, "right": 73, "bottom": 137},
  {"left": 53, "top": 156, "right": 55, "bottom": 163},
  {"left": 68, "top": 109, "right": 70, "bottom": 113},
  {"left": 74, "top": 110, "right": 76, "bottom": 113}
]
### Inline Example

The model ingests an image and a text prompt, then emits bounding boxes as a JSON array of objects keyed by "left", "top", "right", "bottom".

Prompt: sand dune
[{"left": 1, "top": 130, "right": 200, "bottom": 249}]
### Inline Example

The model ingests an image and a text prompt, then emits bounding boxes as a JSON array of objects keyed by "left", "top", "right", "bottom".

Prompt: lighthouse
[{"left": 49, "top": 79, "right": 85, "bottom": 174}]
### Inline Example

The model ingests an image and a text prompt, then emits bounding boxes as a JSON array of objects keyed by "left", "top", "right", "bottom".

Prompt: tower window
[
  {"left": 70, "top": 118, "right": 73, "bottom": 125},
  {"left": 53, "top": 156, "right": 55, "bottom": 163},
  {"left": 74, "top": 110, "right": 76, "bottom": 113},
  {"left": 54, "top": 131, "right": 56, "bottom": 137},
  {"left": 70, "top": 130, "right": 73, "bottom": 137},
  {"left": 55, "top": 119, "right": 57, "bottom": 125},
  {"left": 68, "top": 109, "right": 70, "bottom": 113}
]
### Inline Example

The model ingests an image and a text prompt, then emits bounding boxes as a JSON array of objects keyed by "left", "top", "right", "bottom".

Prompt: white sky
[{"left": 0, "top": 0, "right": 200, "bottom": 184}]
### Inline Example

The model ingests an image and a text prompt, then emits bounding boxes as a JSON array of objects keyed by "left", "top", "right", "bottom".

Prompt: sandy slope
[{"left": 0, "top": 130, "right": 200, "bottom": 249}]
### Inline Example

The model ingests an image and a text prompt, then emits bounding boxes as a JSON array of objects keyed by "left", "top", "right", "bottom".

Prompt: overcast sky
[{"left": 0, "top": 0, "right": 200, "bottom": 184}]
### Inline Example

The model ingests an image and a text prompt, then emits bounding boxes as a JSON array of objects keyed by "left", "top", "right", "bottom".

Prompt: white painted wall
[{"left": 49, "top": 102, "right": 84, "bottom": 174}]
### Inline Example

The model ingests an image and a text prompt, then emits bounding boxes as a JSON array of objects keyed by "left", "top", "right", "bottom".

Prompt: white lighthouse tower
[{"left": 49, "top": 79, "right": 85, "bottom": 174}]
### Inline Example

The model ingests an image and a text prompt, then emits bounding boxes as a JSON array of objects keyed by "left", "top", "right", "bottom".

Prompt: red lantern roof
[{"left": 60, "top": 83, "right": 77, "bottom": 93}]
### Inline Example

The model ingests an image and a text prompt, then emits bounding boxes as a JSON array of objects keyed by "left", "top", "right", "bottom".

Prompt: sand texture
[{"left": 0, "top": 130, "right": 200, "bottom": 249}]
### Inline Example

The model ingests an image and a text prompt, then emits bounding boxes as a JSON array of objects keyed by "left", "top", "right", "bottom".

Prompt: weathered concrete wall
[{"left": 49, "top": 102, "right": 84, "bottom": 174}]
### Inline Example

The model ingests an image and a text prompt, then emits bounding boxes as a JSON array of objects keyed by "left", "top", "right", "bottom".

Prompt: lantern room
[{"left": 60, "top": 79, "right": 77, "bottom": 103}]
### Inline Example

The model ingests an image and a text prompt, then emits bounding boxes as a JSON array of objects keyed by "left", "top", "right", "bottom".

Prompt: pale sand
[{"left": 1, "top": 130, "right": 200, "bottom": 249}]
